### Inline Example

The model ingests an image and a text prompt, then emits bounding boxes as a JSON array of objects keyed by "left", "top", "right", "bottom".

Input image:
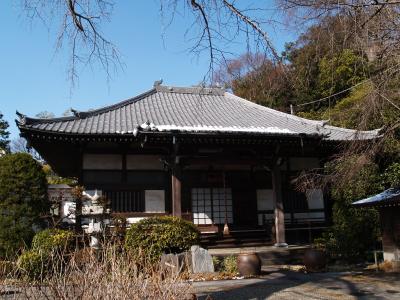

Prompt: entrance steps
[
  {"left": 200, "top": 229, "right": 272, "bottom": 249},
  {"left": 207, "top": 245, "right": 310, "bottom": 265}
]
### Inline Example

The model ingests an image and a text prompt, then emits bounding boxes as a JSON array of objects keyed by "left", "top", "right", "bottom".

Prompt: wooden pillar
[
  {"left": 271, "top": 164, "right": 287, "bottom": 247},
  {"left": 171, "top": 168, "right": 182, "bottom": 217}
]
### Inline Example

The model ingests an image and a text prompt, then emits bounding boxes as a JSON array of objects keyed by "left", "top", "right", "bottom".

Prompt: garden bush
[
  {"left": 11, "top": 244, "right": 191, "bottom": 298},
  {"left": 32, "top": 228, "right": 74, "bottom": 254},
  {"left": 16, "top": 229, "right": 74, "bottom": 280},
  {"left": 125, "top": 216, "right": 200, "bottom": 262},
  {"left": 222, "top": 255, "right": 238, "bottom": 274},
  {"left": 0, "top": 153, "right": 49, "bottom": 258},
  {"left": 17, "top": 250, "right": 49, "bottom": 280}
]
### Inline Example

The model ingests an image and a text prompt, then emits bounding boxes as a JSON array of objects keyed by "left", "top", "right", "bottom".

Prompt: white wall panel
[
  {"left": 145, "top": 190, "right": 165, "bottom": 213},
  {"left": 290, "top": 157, "right": 320, "bottom": 170},
  {"left": 83, "top": 154, "right": 122, "bottom": 170},
  {"left": 256, "top": 189, "right": 274, "bottom": 211},
  {"left": 306, "top": 189, "right": 324, "bottom": 209},
  {"left": 126, "top": 155, "right": 164, "bottom": 170}
]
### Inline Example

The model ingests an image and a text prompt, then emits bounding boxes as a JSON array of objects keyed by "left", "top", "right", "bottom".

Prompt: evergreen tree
[
  {"left": 0, "top": 153, "right": 50, "bottom": 258},
  {"left": 0, "top": 112, "right": 10, "bottom": 153}
]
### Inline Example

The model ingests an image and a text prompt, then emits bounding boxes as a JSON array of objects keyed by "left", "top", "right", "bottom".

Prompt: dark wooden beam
[
  {"left": 171, "top": 167, "right": 182, "bottom": 217},
  {"left": 271, "top": 163, "right": 287, "bottom": 247}
]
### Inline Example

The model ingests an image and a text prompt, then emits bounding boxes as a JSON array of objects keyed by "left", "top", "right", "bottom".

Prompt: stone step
[
  {"left": 205, "top": 241, "right": 273, "bottom": 249},
  {"left": 208, "top": 245, "right": 309, "bottom": 265}
]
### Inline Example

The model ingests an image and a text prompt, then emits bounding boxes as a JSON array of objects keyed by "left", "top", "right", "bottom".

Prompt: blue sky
[{"left": 1, "top": 1, "right": 296, "bottom": 139}]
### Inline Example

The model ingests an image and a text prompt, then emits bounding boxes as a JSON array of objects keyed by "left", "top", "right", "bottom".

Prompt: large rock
[
  {"left": 190, "top": 245, "right": 214, "bottom": 273},
  {"left": 160, "top": 252, "right": 189, "bottom": 275}
]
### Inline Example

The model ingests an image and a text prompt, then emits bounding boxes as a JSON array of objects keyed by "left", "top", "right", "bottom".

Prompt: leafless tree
[
  {"left": 35, "top": 111, "right": 55, "bottom": 119},
  {"left": 212, "top": 52, "right": 267, "bottom": 87},
  {"left": 21, "top": 0, "right": 122, "bottom": 88},
  {"left": 18, "top": 1, "right": 398, "bottom": 189},
  {"left": 21, "top": 1, "right": 285, "bottom": 83},
  {"left": 62, "top": 108, "right": 73, "bottom": 117},
  {"left": 276, "top": 0, "right": 400, "bottom": 190},
  {"left": 18, "top": 1, "right": 400, "bottom": 88},
  {"left": 11, "top": 137, "right": 43, "bottom": 161}
]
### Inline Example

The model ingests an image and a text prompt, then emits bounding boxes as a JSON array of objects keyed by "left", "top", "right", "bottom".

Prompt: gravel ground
[
  {"left": 193, "top": 271, "right": 400, "bottom": 300},
  {"left": 1, "top": 270, "right": 399, "bottom": 299}
]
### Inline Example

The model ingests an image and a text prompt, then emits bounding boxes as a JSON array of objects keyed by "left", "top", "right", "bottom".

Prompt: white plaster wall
[
  {"left": 290, "top": 157, "right": 320, "bottom": 170},
  {"left": 256, "top": 189, "right": 274, "bottom": 211},
  {"left": 384, "top": 251, "right": 396, "bottom": 261},
  {"left": 126, "top": 217, "right": 145, "bottom": 224},
  {"left": 145, "top": 190, "right": 165, "bottom": 212},
  {"left": 383, "top": 243, "right": 400, "bottom": 261},
  {"left": 126, "top": 155, "right": 164, "bottom": 170},
  {"left": 83, "top": 154, "right": 122, "bottom": 169},
  {"left": 306, "top": 189, "right": 325, "bottom": 209}
]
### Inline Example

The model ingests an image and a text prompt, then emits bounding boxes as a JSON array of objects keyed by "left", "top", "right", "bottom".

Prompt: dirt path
[{"left": 194, "top": 271, "right": 400, "bottom": 300}]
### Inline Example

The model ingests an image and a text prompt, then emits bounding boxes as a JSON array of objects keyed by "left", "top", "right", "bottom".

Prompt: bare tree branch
[{"left": 22, "top": 0, "right": 122, "bottom": 88}]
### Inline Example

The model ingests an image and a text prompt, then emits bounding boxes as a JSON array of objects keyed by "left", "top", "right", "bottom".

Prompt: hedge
[{"left": 125, "top": 216, "right": 200, "bottom": 262}]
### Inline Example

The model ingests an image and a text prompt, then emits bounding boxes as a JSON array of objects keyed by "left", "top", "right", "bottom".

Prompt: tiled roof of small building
[
  {"left": 16, "top": 84, "right": 381, "bottom": 141},
  {"left": 352, "top": 188, "right": 400, "bottom": 207}
]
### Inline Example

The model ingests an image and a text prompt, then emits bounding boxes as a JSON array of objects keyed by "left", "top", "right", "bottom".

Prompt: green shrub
[
  {"left": 32, "top": 228, "right": 74, "bottom": 254},
  {"left": 317, "top": 160, "right": 382, "bottom": 262},
  {"left": 222, "top": 255, "right": 238, "bottom": 274},
  {"left": 211, "top": 256, "right": 239, "bottom": 274},
  {"left": 124, "top": 216, "right": 200, "bottom": 262},
  {"left": 0, "top": 153, "right": 49, "bottom": 258},
  {"left": 16, "top": 229, "right": 74, "bottom": 280},
  {"left": 212, "top": 256, "right": 222, "bottom": 271},
  {"left": 17, "top": 250, "right": 49, "bottom": 280}
]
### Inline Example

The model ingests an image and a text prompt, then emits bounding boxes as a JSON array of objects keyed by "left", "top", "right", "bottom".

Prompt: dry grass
[
  {"left": 0, "top": 243, "right": 193, "bottom": 300},
  {"left": 366, "top": 260, "right": 400, "bottom": 273},
  {"left": 279, "top": 265, "right": 307, "bottom": 273}
]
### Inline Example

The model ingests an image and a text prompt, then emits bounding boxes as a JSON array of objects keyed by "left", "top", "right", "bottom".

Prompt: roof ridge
[
  {"left": 225, "top": 92, "right": 381, "bottom": 135},
  {"left": 323, "top": 124, "right": 382, "bottom": 134},
  {"left": 224, "top": 92, "right": 324, "bottom": 126},
  {"left": 80, "top": 88, "right": 156, "bottom": 117},
  {"left": 155, "top": 84, "right": 225, "bottom": 95},
  {"left": 17, "top": 88, "right": 157, "bottom": 125}
]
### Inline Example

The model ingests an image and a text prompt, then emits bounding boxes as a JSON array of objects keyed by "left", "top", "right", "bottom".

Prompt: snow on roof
[
  {"left": 17, "top": 84, "right": 381, "bottom": 141},
  {"left": 352, "top": 188, "right": 400, "bottom": 207}
]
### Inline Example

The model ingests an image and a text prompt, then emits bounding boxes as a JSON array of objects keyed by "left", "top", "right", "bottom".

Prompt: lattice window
[
  {"left": 192, "top": 188, "right": 233, "bottom": 225},
  {"left": 192, "top": 188, "right": 212, "bottom": 225}
]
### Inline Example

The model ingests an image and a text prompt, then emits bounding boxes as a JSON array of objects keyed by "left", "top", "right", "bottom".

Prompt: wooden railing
[{"left": 104, "top": 190, "right": 144, "bottom": 213}]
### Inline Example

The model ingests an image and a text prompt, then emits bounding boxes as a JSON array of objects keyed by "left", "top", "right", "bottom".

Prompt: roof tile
[{"left": 18, "top": 85, "right": 381, "bottom": 141}]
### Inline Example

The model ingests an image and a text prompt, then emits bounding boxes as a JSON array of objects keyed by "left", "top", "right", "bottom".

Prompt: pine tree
[
  {"left": 0, "top": 112, "right": 10, "bottom": 153},
  {"left": 0, "top": 153, "right": 49, "bottom": 258}
]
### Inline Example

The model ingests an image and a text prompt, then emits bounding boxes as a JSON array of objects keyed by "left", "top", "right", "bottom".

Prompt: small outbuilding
[{"left": 353, "top": 188, "right": 400, "bottom": 261}]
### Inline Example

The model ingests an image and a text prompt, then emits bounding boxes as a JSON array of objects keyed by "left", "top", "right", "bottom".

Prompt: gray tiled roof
[
  {"left": 352, "top": 188, "right": 400, "bottom": 207},
  {"left": 17, "top": 84, "right": 381, "bottom": 141}
]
